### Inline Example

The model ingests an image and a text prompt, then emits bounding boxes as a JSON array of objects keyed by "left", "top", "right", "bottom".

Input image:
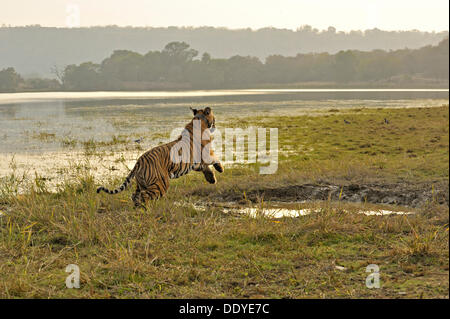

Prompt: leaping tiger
[{"left": 96, "top": 106, "right": 224, "bottom": 207}]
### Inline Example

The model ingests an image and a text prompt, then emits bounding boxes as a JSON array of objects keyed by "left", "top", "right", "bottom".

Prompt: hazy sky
[{"left": 1, "top": 0, "right": 449, "bottom": 31}]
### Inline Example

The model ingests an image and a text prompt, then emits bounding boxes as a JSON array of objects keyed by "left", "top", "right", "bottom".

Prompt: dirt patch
[{"left": 207, "top": 181, "right": 449, "bottom": 208}]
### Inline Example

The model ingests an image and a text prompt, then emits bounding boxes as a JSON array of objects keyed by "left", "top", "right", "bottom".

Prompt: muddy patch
[{"left": 205, "top": 181, "right": 449, "bottom": 208}]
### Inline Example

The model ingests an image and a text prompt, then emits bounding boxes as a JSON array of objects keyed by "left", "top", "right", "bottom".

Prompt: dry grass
[{"left": 0, "top": 178, "right": 448, "bottom": 298}]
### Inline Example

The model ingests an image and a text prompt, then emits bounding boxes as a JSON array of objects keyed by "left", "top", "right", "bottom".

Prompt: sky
[{"left": 1, "top": 0, "right": 449, "bottom": 32}]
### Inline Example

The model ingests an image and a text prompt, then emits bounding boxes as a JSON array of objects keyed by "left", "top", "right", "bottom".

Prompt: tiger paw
[
  {"left": 213, "top": 162, "right": 224, "bottom": 173},
  {"left": 203, "top": 170, "right": 217, "bottom": 184}
]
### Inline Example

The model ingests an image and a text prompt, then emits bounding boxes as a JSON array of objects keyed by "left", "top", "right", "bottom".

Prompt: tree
[
  {"left": 62, "top": 62, "right": 101, "bottom": 90},
  {"left": 201, "top": 52, "right": 211, "bottom": 64},
  {"left": 0, "top": 67, "right": 23, "bottom": 91},
  {"left": 162, "top": 41, "right": 198, "bottom": 63},
  {"left": 161, "top": 42, "right": 199, "bottom": 82},
  {"left": 334, "top": 50, "right": 358, "bottom": 82},
  {"left": 224, "top": 55, "right": 263, "bottom": 86},
  {"left": 24, "top": 77, "right": 60, "bottom": 90},
  {"left": 101, "top": 50, "right": 144, "bottom": 82},
  {"left": 141, "top": 51, "right": 165, "bottom": 82}
]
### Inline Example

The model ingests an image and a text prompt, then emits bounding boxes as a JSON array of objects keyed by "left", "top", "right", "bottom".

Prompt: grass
[
  {"left": 0, "top": 105, "right": 448, "bottom": 298},
  {"left": 222, "top": 105, "right": 449, "bottom": 183}
]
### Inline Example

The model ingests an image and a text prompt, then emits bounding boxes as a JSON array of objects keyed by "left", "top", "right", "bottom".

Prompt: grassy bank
[{"left": 0, "top": 105, "right": 448, "bottom": 298}]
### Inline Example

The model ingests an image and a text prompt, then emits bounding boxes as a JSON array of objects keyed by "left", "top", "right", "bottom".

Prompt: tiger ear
[
  {"left": 190, "top": 107, "right": 198, "bottom": 115},
  {"left": 204, "top": 107, "right": 211, "bottom": 115}
]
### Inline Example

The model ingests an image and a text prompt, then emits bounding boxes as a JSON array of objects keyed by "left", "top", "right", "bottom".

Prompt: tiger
[{"left": 96, "top": 106, "right": 224, "bottom": 207}]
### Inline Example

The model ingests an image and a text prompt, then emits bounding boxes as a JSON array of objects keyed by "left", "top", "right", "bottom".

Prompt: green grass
[
  {"left": 224, "top": 105, "right": 449, "bottom": 181},
  {"left": 0, "top": 105, "right": 448, "bottom": 298}
]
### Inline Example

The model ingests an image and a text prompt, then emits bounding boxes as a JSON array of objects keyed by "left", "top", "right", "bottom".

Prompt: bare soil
[{"left": 205, "top": 181, "right": 449, "bottom": 208}]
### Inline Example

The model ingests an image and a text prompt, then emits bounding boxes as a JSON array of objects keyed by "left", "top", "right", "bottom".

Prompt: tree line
[
  {"left": 1, "top": 26, "right": 447, "bottom": 77},
  {"left": 0, "top": 38, "right": 448, "bottom": 92}
]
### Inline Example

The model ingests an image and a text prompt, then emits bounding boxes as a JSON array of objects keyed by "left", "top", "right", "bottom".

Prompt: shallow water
[
  {"left": 187, "top": 201, "right": 413, "bottom": 218},
  {"left": 221, "top": 207, "right": 412, "bottom": 218}
]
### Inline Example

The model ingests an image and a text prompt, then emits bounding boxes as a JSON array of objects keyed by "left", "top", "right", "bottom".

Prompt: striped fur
[{"left": 96, "top": 107, "right": 224, "bottom": 207}]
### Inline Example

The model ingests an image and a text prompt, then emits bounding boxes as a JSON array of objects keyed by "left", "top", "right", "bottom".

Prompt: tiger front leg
[
  {"left": 202, "top": 165, "right": 217, "bottom": 184},
  {"left": 213, "top": 162, "right": 224, "bottom": 173},
  {"left": 209, "top": 149, "right": 224, "bottom": 173}
]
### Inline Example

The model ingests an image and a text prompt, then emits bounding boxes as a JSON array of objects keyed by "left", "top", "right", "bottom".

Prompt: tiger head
[{"left": 190, "top": 106, "right": 216, "bottom": 132}]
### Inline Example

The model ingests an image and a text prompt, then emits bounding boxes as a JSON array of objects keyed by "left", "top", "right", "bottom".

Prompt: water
[
  {"left": 221, "top": 207, "right": 413, "bottom": 218},
  {"left": 188, "top": 202, "right": 413, "bottom": 218}
]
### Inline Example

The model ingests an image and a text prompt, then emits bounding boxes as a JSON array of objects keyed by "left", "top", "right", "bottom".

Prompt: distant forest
[
  {"left": 0, "top": 26, "right": 448, "bottom": 77},
  {"left": 0, "top": 38, "right": 448, "bottom": 92}
]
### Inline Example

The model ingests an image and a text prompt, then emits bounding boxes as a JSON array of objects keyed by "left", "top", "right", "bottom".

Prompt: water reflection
[{"left": 221, "top": 207, "right": 413, "bottom": 218}]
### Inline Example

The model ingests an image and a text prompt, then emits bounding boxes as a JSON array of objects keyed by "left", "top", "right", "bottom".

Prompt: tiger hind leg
[
  {"left": 132, "top": 185, "right": 144, "bottom": 208},
  {"left": 139, "top": 183, "right": 168, "bottom": 206}
]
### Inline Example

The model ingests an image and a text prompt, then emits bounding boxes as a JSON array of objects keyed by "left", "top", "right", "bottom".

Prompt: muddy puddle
[
  {"left": 186, "top": 201, "right": 414, "bottom": 218},
  {"left": 222, "top": 207, "right": 413, "bottom": 218}
]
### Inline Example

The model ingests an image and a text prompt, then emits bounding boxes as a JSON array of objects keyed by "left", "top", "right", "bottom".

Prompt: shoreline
[{"left": 0, "top": 88, "right": 448, "bottom": 105}]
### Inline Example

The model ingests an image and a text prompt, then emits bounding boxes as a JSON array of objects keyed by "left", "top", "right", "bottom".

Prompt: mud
[{"left": 208, "top": 181, "right": 449, "bottom": 208}]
